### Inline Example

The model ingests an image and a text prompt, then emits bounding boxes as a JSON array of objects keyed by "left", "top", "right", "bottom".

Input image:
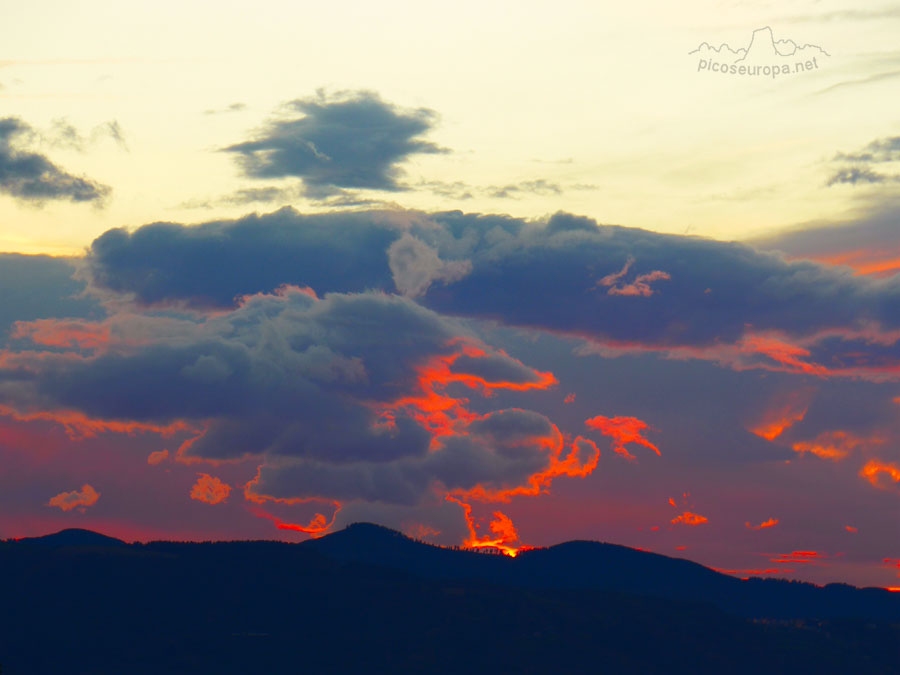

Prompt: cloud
[
  {"left": 486, "top": 179, "right": 562, "bottom": 199},
  {"left": 584, "top": 415, "right": 660, "bottom": 460},
  {"left": 746, "top": 518, "right": 779, "bottom": 530},
  {"left": 0, "top": 117, "right": 111, "bottom": 203},
  {"left": 749, "top": 388, "right": 813, "bottom": 441},
  {"left": 147, "top": 449, "right": 169, "bottom": 465},
  {"left": 204, "top": 102, "right": 247, "bottom": 115},
  {"left": 80, "top": 207, "right": 900, "bottom": 383},
  {"left": 596, "top": 257, "right": 671, "bottom": 297},
  {"left": 814, "top": 70, "right": 900, "bottom": 97},
  {"left": 792, "top": 430, "right": 883, "bottom": 461},
  {"left": 826, "top": 167, "right": 895, "bottom": 186},
  {"left": 85, "top": 209, "right": 398, "bottom": 307},
  {"left": 45, "top": 118, "right": 127, "bottom": 154},
  {"left": 223, "top": 90, "right": 445, "bottom": 195},
  {"left": 0, "top": 254, "right": 103, "bottom": 343},
  {"left": 47, "top": 484, "right": 100, "bottom": 511},
  {"left": 753, "top": 199, "right": 900, "bottom": 278},
  {"left": 190, "top": 474, "right": 231, "bottom": 504},
  {"left": 420, "top": 178, "right": 593, "bottom": 201},
  {"left": 3, "top": 287, "right": 620, "bottom": 533},
  {"left": 671, "top": 511, "right": 708, "bottom": 526},
  {"left": 826, "top": 136, "right": 900, "bottom": 187},
  {"left": 387, "top": 233, "right": 471, "bottom": 298},
  {"left": 859, "top": 459, "right": 900, "bottom": 489}
]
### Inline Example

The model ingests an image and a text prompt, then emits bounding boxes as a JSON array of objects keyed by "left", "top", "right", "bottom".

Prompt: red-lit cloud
[
  {"left": 770, "top": 550, "right": 826, "bottom": 564},
  {"left": 12, "top": 319, "right": 110, "bottom": 350},
  {"left": 47, "top": 484, "right": 100, "bottom": 512},
  {"left": 808, "top": 250, "right": 900, "bottom": 278},
  {"left": 746, "top": 518, "right": 779, "bottom": 530},
  {"left": 859, "top": 459, "right": 900, "bottom": 489},
  {"left": 584, "top": 416, "right": 659, "bottom": 461},
  {"left": 447, "top": 496, "right": 522, "bottom": 557},
  {"left": 714, "top": 567, "right": 794, "bottom": 577},
  {"left": 147, "top": 449, "right": 169, "bottom": 465},
  {"left": 792, "top": 430, "right": 882, "bottom": 461},
  {"left": 671, "top": 511, "right": 708, "bottom": 526},
  {"left": 750, "top": 390, "right": 812, "bottom": 441},
  {"left": 0, "top": 404, "right": 194, "bottom": 442},
  {"left": 190, "top": 474, "right": 231, "bottom": 505},
  {"left": 597, "top": 257, "right": 671, "bottom": 297}
]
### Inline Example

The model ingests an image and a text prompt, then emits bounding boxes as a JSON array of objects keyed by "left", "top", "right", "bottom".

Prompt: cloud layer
[
  {"left": 0, "top": 117, "right": 110, "bottom": 204},
  {"left": 223, "top": 91, "right": 445, "bottom": 196}
]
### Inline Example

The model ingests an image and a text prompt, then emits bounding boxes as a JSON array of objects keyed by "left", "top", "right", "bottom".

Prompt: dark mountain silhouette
[
  {"left": 1, "top": 523, "right": 898, "bottom": 674},
  {"left": 14, "top": 527, "right": 128, "bottom": 548},
  {"left": 305, "top": 522, "right": 900, "bottom": 621}
]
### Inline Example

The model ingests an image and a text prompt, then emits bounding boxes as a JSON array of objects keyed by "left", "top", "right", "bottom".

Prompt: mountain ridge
[{"left": 3, "top": 522, "right": 899, "bottom": 674}]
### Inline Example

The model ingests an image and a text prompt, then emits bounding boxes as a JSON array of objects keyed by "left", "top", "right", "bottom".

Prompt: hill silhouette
[
  {"left": 1, "top": 523, "right": 898, "bottom": 674},
  {"left": 304, "top": 522, "right": 900, "bottom": 620},
  {"left": 14, "top": 527, "right": 128, "bottom": 548}
]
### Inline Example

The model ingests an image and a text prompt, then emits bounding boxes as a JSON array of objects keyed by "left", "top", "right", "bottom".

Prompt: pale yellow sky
[{"left": 1, "top": 0, "right": 898, "bottom": 254}]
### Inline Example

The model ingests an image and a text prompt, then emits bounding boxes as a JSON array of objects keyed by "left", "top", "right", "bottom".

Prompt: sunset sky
[{"left": 2, "top": 0, "right": 900, "bottom": 588}]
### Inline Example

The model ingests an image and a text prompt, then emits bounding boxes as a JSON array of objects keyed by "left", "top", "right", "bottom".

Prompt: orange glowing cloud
[
  {"left": 448, "top": 430, "right": 601, "bottom": 504},
  {"left": 750, "top": 390, "right": 812, "bottom": 441},
  {"left": 671, "top": 511, "right": 708, "bottom": 526},
  {"left": 147, "top": 449, "right": 169, "bottom": 465},
  {"left": 251, "top": 506, "right": 340, "bottom": 535},
  {"left": 740, "top": 334, "right": 827, "bottom": 377},
  {"left": 190, "top": 474, "right": 231, "bottom": 505},
  {"left": 714, "top": 567, "right": 793, "bottom": 577},
  {"left": 811, "top": 249, "right": 900, "bottom": 278},
  {"left": 668, "top": 497, "right": 677, "bottom": 508},
  {"left": 379, "top": 338, "right": 557, "bottom": 441},
  {"left": 448, "top": 496, "right": 523, "bottom": 557},
  {"left": 845, "top": 525, "right": 858, "bottom": 533},
  {"left": 746, "top": 518, "right": 779, "bottom": 530},
  {"left": 0, "top": 404, "right": 194, "bottom": 441},
  {"left": 585, "top": 415, "right": 659, "bottom": 461},
  {"left": 770, "top": 550, "right": 826, "bottom": 564},
  {"left": 47, "top": 484, "right": 100, "bottom": 512},
  {"left": 859, "top": 459, "right": 900, "bottom": 489},
  {"left": 12, "top": 319, "right": 110, "bottom": 351},
  {"left": 243, "top": 470, "right": 342, "bottom": 535},
  {"left": 564, "top": 393, "right": 576, "bottom": 404},
  {"left": 792, "top": 430, "right": 882, "bottom": 461}
]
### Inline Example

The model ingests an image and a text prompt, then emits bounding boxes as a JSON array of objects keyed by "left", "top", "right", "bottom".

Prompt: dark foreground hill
[{"left": 0, "top": 524, "right": 898, "bottom": 674}]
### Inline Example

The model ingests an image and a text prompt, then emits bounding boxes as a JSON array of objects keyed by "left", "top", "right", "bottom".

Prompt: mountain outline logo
[{"left": 690, "top": 26, "right": 830, "bottom": 78}]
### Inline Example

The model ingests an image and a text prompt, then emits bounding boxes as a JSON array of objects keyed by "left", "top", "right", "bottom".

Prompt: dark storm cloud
[
  {"left": 0, "top": 254, "right": 104, "bottom": 343},
  {"left": 251, "top": 408, "right": 559, "bottom": 505},
  {"left": 222, "top": 91, "right": 445, "bottom": 195},
  {"left": 0, "top": 117, "right": 111, "bottom": 203},
  {"left": 84, "top": 208, "right": 900, "bottom": 352},
  {"left": 86, "top": 209, "right": 399, "bottom": 307},
  {"left": 1, "top": 288, "right": 565, "bottom": 508}
]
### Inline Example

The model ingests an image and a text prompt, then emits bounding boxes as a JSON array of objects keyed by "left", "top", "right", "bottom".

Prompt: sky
[{"left": 1, "top": 0, "right": 899, "bottom": 589}]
